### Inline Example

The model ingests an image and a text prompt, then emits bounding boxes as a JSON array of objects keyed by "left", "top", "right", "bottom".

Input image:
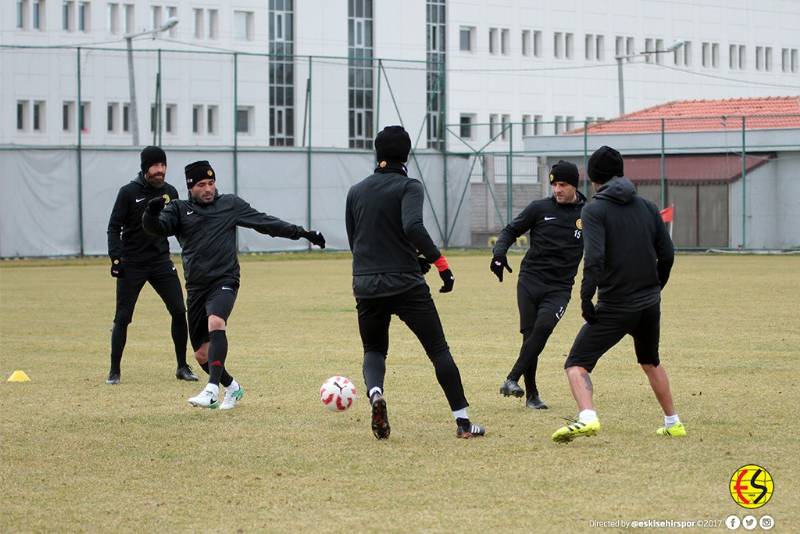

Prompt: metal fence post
[
  {"left": 77, "top": 47, "right": 84, "bottom": 256},
  {"left": 660, "top": 118, "right": 666, "bottom": 209},
  {"left": 741, "top": 116, "right": 747, "bottom": 249},
  {"left": 233, "top": 52, "right": 239, "bottom": 196},
  {"left": 306, "top": 55, "right": 313, "bottom": 250},
  {"left": 507, "top": 122, "right": 513, "bottom": 225},
  {"left": 582, "top": 120, "right": 589, "bottom": 197},
  {"left": 440, "top": 59, "right": 448, "bottom": 247}
]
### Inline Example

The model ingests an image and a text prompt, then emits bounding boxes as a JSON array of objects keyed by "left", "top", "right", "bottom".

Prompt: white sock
[
  {"left": 227, "top": 380, "right": 240, "bottom": 392},
  {"left": 205, "top": 383, "right": 220, "bottom": 397},
  {"left": 452, "top": 408, "right": 469, "bottom": 420},
  {"left": 578, "top": 409, "right": 598, "bottom": 423},
  {"left": 664, "top": 414, "right": 680, "bottom": 427},
  {"left": 368, "top": 387, "right": 382, "bottom": 400}
]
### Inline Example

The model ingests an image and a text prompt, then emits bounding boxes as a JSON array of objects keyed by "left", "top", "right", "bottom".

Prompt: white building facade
[{"left": 2, "top": 0, "right": 799, "bottom": 150}]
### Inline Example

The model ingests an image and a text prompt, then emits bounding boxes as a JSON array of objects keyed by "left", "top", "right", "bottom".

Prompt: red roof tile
[{"left": 569, "top": 96, "right": 800, "bottom": 134}]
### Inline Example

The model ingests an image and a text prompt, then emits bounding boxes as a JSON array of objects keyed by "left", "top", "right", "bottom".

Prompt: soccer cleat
[
  {"left": 106, "top": 371, "right": 121, "bottom": 385},
  {"left": 219, "top": 385, "right": 244, "bottom": 411},
  {"left": 656, "top": 422, "right": 687, "bottom": 437},
  {"left": 175, "top": 365, "right": 199, "bottom": 382},
  {"left": 499, "top": 379, "right": 525, "bottom": 398},
  {"left": 551, "top": 419, "right": 601, "bottom": 443},
  {"left": 188, "top": 388, "right": 219, "bottom": 409},
  {"left": 370, "top": 393, "right": 390, "bottom": 440},
  {"left": 526, "top": 394, "right": 549, "bottom": 410},
  {"left": 456, "top": 421, "right": 486, "bottom": 439}
]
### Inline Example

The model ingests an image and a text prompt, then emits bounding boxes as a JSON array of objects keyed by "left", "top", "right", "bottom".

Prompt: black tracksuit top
[
  {"left": 107, "top": 173, "right": 180, "bottom": 264},
  {"left": 346, "top": 168, "right": 442, "bottom": 297},
  {"left": 492, "top": 192, "right": 587, "bottom": 290},
  {"left": 142, "top": 192, "right": 303, "bottom": 289},
  {"left": 580, "top": 177, "right": 675, "bottom": 311}
]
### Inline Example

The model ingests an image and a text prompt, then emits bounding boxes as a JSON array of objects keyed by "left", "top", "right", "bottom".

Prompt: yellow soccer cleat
[
  {"left": 551, "top": 419, "right": 601, "bottom": 443},
  {"left": 656, "top": 422, "right": 687, "bottom": 437}
]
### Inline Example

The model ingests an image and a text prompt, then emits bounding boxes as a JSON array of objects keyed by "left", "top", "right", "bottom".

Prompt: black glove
[
  {"left": 146, "top": 196, "right": 166, "bottom": 215},
  {"left": 581, "top": 300, "right": 597, "bottom": 324},
  {"left": 110, "top": 258, "right": 124, "bottom": 278},
  {"left": 490, "top": 254, "right": 512, "bottom": 282},
  {"left": 302, "top": 229, "right": 326, "bottom": 249},
  {"left": 438, "top": 268, "right": 455, "bottom": 293},
  {"left": 418, "top": 256, "right": 431, "bottom": 274}
]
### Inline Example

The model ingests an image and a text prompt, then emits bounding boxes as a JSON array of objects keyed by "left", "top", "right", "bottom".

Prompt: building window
[
  {"left": 738, "top": 45, "right": 746, "bottom": 69},
  {"left": 426, "top": 0, "right": 445, "bottom": 149},
  {"left": 787, "top": 49, "right": 800, "bottom": 73},
  {"left": 585, "top": 33, "right": 594, "bottom": 60},
  {"left": 17, "top": 0, "right": 28, "bottom": 29},
  {"left": 33, "top": 0, "right": 45, "bottom": 30},
  {"left": 236, "top": 106, "right": 253, "bottom": 134},
  {"left": 459, "top": 26, "right": 474, "bottom": 52},
  {"left": 79, "top": 101, "right": 90, "bottom": 132},
  {"left": 107, "top": 102, "right": 117, "bottom": 132},
  {"left": 702, "top": 42, "right": 710, "bottom": 67},
  {"left": 765, "top": 46, "right": 773, "bottom": 71},
  {"left": 17, "top": 101, "right": 28, "bottom": 131},
  {"left": 165, "top": 104, "right": 176, "bottom": 133},
  {"left": 675, "top": 41, "right": 691, "bottom": 66},
  {"left": 565, "top": 115, "right": 575, "bottom": 131},
  {"left": 459, "top": 114, "right": 474, "bottom": 139},
  {"left": 192, "top": 105, "right": 202, "bottom": 133},
  {"left": 207, "top": 9, "right": 218, "bottom": 39},
  {"left": 489, "top": 28, "right": 498, "bottom": 54},
  {"left": 533, "top": 30, "right": 542, "bottom": 57},
  {"left": 615, "top": 36, "right": 623, "bottom": 58},
  {"left": 565, "top": 33, "right": 574, "bottom": 59},
  {"left": 151, "top": 5, "right": 161, "bottom": 30},
  {"left": 207, "top": 105, "right": 218, "bottom": 134},
  {"left": 500, "top": 114, "right": 510, "bottom": 140},
  {"left": 122, "top": 104, "right": 129, "bottom": 132},
  {"left": 108, "top": 3, "right": 119, "bottom": 34},
  {"left": 193, "top": 8, "right": 204, "bottom": 39},
  {"left": 348, "top": 0, "right": 373, "bottom": 149},
  {"left": 554, "top": 32, "right": 562, "bottom": 58},
  {"left": 533, "top": 114, "right": 542, "bottom": 136},
  {"left": 500, "top": 28, "right": 509, "bottom": 55},
  {"left": 166, "top": 6, "right": 176, "bottom": 36},
  {"left": 78, "top": 1, "right": 89, "bottom": 32},
  {"left": 626, "top": 36, "right": 634, "bottom": 61},
  {"left": 655, "top": 38, "right": 664, "bottom": 63},
  {"left": 522, "top": 30, "right": 531, "bottom": 56},
  {"left": 150, "top": 104, "right": 157, "bottom": 133},
  {"left": 755, "top": 46, "right": 763, "bottom": 71},
  {"left": 644, "top": 38, "right": 654, "bottom": 63},
  {"left": 595, "top": 35, "right": 604, "bottom": 60},
  {"left": 521, "top": 114, "right": 531, "bottom": 136},
  {"left": 62, "top": 101, "right": 74, "bottom": 132},
  {"left": 489, "top": 114, "right": 498, "bottom": 138},
  {"left": 123, "top": 4, "right": 133, "bottom": 33},
  {"left": 270, "top": 0, "right": 295, "bottom": 146},
  {"left": 63, "top": 1, "right": 74, "bottom": 31},
  {"left": 233, "top": 10, "right": 254, "bottom": 40}
]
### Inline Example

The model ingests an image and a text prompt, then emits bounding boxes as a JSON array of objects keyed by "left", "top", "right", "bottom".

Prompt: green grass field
[{"left": 1, "top": 253, "right": 798, "bottom": 532}]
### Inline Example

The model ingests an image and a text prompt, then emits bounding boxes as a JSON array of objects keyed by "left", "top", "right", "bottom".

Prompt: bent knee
[{"left": 207, "top": 315, "right": 226, "bottom": 331}]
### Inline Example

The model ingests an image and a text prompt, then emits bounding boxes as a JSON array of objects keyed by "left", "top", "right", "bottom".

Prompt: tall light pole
[
  {"left": 125, "top": 17, "right": 179, "bottom": 146},
  {"left": 615, "top": 40, "right": 686, "bottom": 116}
]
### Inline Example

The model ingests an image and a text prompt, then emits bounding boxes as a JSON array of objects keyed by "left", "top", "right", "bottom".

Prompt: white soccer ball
[{"left": 319, "top": 376, "right": 357, "bottom": 412}]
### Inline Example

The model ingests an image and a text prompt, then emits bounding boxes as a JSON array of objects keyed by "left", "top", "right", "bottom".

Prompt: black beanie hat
[
  {"left": 548, "top": 160, "right": 580, "bottom": 189},
  {"left": 184, "top": 160, "right": 215, "bottom": 189},
  {"left": 140, "top": 146, "right": 167, "bottom": 174},
  {"left": 375, "top": 125, "right": 412, "bottom": 163},
  {"left": 587, "top": 146, "right": 624, "bottom": 184}
]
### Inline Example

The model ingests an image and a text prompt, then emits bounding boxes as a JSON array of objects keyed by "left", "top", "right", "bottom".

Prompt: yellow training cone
[{"left": 7, "top": 370, "right": 31, "bottom": 382}]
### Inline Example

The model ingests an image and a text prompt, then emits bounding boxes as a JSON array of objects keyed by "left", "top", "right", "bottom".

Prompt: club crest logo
[
  {"left": 730, "top": 464, "right": 773, "bottom": 509},
  {"left": 576, "top": 219, "right": 582, "bottom": 230},
  {"left": 549, "top": 173, "right": 555, "bottom": 183},
  {"left": 162, "top": 194, "right": 171, "bottom": 203},
  {"left": 207, "top": 170, "right": 214, "bottom": 177}
]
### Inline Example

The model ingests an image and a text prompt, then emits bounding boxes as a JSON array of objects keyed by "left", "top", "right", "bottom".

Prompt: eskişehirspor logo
[{"left": 729, "top": 464, "right": 773, "bottom": 509}]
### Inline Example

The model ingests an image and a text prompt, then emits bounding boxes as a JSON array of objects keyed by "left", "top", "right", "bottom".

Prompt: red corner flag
[{"left": 660, "top": 205, "right": 674, "bottom": 223}]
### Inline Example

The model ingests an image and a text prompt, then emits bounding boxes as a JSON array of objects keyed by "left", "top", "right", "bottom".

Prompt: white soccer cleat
[
  {"left": 219, "top": 385, "right": 244, "bottom": 410},
  {"left": 188, "top": 388, "right": 219, "bottom": 409}
]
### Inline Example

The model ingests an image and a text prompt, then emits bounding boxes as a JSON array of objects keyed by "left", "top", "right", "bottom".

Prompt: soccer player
[
  {"left": 106, "top": 146, "right": 197, "bottom": 384},
  {"left": 346, "top": 125, "right": 485, "bottom": 440},
  {"left": 491, "top": 161, "right": 586, "bottom": 409},
  {"left": 142, "top": 160, "right": 326, "bottom": 410},
  {"left": 551, "top": 146, "right": 685, "bottom": 443}
]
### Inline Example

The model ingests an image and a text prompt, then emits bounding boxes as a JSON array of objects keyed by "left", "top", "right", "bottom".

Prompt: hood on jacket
[{"left": 594, "top": 176, "right": 636, "bottom": 205}]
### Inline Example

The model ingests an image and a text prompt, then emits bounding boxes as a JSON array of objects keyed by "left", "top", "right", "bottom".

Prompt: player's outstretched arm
[
  {"left": 141, "top": 197, "right": 178, "bottom": 237},
  {"left": 234, "top": 197, "right": 325, "bottom": 248}
]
